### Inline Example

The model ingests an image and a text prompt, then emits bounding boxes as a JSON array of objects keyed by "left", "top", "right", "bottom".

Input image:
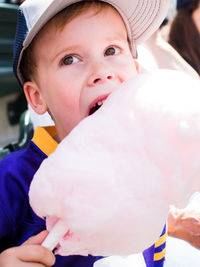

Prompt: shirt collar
[{"left": 31, "top": 126, "right": 58, "bottom": 156}]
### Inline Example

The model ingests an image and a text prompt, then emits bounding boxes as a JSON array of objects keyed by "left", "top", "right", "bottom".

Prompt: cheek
[
  {"left": 52, "top": 97, "right": 82, "bottom": 134},
  {"left": 58, "top": 92, "right": 82, "bottom": 119},
  {"left": 116, "top": 54, "right": 139, "bottom": 70},
  {"left": 119, "top": 58, "right": 140, "bottom": 78}
]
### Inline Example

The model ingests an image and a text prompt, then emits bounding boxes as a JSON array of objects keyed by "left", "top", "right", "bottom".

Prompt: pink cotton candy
[{"left": 29, "top": 69, "right": 200, "bottom": 256}]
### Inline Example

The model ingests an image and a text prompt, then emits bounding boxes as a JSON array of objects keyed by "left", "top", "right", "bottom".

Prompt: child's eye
[
  {"left": 62, "top": 55, "right": 79, "bottom": 65},
  {"left": 104, "top": 47, "right": 120, "bottom": 56}
]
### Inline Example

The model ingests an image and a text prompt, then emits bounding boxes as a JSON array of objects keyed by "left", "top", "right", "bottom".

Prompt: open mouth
[
  {"left": 89, "top": 100, "right": 104, "bottom": 115},
  {"left": 88, "top": 94, "right": 109, "bottom": 116}
]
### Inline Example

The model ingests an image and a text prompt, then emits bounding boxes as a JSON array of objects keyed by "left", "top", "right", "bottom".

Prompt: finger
[
  {"left": 23, "top": 231, "right": 49, "bottom": 246},
  {"left": 16, "top": 245, "right": 55, "bottom": 266}
]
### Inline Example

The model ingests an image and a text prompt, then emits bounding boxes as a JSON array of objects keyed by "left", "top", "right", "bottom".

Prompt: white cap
[{"left": 13, "top": 0, "right": 169, "bottom": 85}]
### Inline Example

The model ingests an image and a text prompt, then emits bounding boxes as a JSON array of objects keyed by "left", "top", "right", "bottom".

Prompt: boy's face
[{"left": 25, "top": 5, "right": 139, "bottom": 142}]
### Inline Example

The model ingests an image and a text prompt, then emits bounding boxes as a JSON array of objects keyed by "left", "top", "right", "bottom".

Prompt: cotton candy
[{"left": 29, "top": 69, "right": 200, "bottom": 257}]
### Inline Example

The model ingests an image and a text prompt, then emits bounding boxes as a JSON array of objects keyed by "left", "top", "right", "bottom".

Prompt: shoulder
[
  {"left": 0, "top": 140, "right": 46, "bottom": 176},
  {"left": 0, "top": 140, "right": 47, "bottom": 200},
  {"left": 0, "top": 141, "right": 46, "bottom": 237}
]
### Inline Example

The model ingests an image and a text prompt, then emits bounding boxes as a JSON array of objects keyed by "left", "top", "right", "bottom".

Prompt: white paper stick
[{"left": 42, "top": 219, "right": 68, "bottom": 251}]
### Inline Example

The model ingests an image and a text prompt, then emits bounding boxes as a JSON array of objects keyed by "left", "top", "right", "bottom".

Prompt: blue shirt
[{"left": 0, "top": 126, "right": 166, "bottom": 266}]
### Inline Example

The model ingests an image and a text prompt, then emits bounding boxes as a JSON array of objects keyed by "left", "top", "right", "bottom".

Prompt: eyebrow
[
  {"left": 51, "top": 45, "right": 83, "bottom": 63},
  {"left": 106, "top": 31, "right": 130, "bottom": 47},
  {"left": 105, "top": 27, "right": 128, "bottom": 39},
  {"left": 51, "top": 34, "right": 129, "bottom": 63},
  {"left": 106, "top": 37, "right": 129, "bottom": 45}
]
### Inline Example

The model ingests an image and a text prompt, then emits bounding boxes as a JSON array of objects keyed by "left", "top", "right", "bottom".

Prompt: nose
[{"left": 87, "top": 61, "right": 116, "bottom": 86}]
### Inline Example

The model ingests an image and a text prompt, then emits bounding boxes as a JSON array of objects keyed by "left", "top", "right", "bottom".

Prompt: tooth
[{"left": 97, "top": 101, "right": 103, "bottom": 106}]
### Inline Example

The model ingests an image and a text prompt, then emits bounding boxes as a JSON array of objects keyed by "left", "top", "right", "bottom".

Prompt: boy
[{"left": 0, "top": 0, "right": 169, "bottom": 266}]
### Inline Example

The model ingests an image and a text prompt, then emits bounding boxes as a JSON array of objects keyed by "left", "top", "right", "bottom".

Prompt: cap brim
[{"left": 23, "top": 0, "right": 169, "bottom": 48}]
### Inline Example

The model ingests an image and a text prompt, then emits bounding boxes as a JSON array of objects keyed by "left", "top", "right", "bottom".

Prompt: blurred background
[
  {"left": 0, "top": 0, "right": 53, "bottom": 154},
  {"left": 0, "top": 0, "right": 26, "bottom": 148}
]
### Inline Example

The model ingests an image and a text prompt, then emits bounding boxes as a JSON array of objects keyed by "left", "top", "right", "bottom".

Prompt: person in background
[
  {"left": 169, "top": 0, "right": 200, "bottom": 75},
  {"left": 167, "top": 0, "right": 200, "bottom": 251},
  {"left": 138, "top": 0, "right": 199, "bottom": 78},
  {"left": 137, "top": 1, "right": 200, "bottom": 264}
]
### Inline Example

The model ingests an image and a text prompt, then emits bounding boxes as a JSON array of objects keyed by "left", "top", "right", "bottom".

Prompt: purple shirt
[{"left": 0, "top": 127, "right": 166, "bottom": 267}]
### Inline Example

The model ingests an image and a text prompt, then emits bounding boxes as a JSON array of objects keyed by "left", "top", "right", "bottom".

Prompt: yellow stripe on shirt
[
  {"left": 154, "top": 247, "right": 166, "bottom": 261},
  {"left": 32, "top": 126, "right": 58, "bottom": 156},
  {"left": 154, "top": 232, "right": 167, "bottom": 248}
]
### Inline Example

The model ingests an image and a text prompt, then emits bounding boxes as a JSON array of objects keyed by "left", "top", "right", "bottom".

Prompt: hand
[
  {"left": 168, "top": 205, "right": 200, "bottom": 249},
  {"left": 0, "top": 230, "right": 55, "bottom": 267}
]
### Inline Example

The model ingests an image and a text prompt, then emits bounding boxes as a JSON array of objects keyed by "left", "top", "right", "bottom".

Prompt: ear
[{"left": 23, "top": 81, "right": 48, "bottom": 115}]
